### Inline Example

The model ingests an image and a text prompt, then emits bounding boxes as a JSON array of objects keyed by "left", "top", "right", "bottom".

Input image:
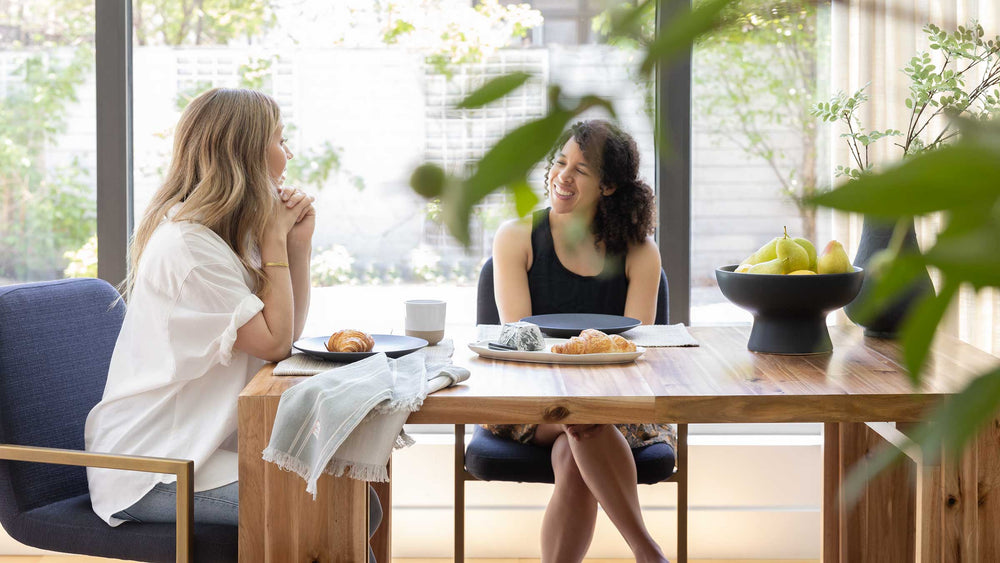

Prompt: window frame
[{"left": 94, "top": 0, "right": 694, "bottom": 323}]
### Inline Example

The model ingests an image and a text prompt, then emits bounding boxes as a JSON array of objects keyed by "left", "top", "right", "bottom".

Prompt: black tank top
[{"left": 527, "top": 208, "right": 628, "bottom": 316}]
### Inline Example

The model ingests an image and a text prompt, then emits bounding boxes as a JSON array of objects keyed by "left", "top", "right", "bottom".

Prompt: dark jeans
[{"left": 114, "top": 481, "right": 383, "bottom": 562}]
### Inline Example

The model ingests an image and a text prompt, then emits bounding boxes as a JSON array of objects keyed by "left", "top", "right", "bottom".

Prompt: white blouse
[{"left": 85, "top": 211, "right": 265, "bottom": 526}]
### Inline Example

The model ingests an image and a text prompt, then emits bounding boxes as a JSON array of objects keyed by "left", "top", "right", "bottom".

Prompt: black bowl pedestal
[{"left": 715, "top": 265, "right": 865, "bottom": 355}]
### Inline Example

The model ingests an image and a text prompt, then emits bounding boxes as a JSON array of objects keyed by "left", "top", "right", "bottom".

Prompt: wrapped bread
[
  {"left": 497, "top": 321, "right": 545, "bottom": 351},
  {"left": 552, "top": 329, "right": 635, "bottom": 354},
  {"left": 326, "top": 329, "right": 375, "bottom": 353}
]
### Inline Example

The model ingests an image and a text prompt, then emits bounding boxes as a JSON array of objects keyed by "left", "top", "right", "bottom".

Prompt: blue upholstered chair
[
  {"left": 0, "top": 279, "right": 237, "bottom": 562},
  {"left": 455, "top": 258, "right": 688, "bottom": 561}
]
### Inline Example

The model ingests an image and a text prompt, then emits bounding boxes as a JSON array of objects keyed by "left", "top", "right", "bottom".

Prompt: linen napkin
[
  {"left": 619, "top": 324, "right": 699, "bottom": 347},
  {"left": 476, "top": 324, "right": 699, "bottom": 347},
  {"left": 262, "top": 348, "right": 469, "bottom": 498}
]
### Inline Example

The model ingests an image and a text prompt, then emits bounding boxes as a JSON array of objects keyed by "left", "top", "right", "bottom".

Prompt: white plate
[{"left": 468, "top": 339, "right": 644, "bottom": 365}]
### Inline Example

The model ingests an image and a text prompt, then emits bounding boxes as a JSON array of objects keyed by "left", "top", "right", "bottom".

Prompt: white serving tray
[{"left": 468, "top": 339, "right": 645, "bottom": 365}]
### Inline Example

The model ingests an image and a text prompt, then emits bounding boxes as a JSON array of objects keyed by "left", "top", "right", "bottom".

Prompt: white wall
[{"left": 0, "top": 434, "right": 823, "bottom": 559}]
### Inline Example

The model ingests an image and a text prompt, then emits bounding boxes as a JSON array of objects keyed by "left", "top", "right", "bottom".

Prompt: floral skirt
[{"left": 481, "top": 423, "right": 676, "bottom": 450}]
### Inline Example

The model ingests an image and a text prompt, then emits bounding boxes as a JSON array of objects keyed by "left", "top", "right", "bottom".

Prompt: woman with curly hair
[{"left": 488, "top": 119, "right": 671, "bottom": 562}]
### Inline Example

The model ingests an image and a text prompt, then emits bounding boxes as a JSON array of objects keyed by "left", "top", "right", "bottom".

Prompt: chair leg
[
  {"left": 676, "top": 423, "right": 688, "bottom": 563},
  {"left": 454, "top": 424, "right": 465, "bottom": 563}
]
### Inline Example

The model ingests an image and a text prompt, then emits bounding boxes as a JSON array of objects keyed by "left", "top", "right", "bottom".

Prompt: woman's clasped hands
[{"left": 272, "top": 185, "right": 315, "bottom": 244}]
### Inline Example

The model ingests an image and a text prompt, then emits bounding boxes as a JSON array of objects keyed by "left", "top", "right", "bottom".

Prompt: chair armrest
[{"left": 0, "top": 444, "right": 193, "bottom": 563}]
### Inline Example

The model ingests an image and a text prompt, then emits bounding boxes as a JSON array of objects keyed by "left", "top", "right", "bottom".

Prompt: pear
[
  {"left": 776, "top": 227, "right": 810, "bottom": 273},
  {"left": 788, "top": 269, "right": 817, "bottom": 275},
  {"left": 747, "top": 257, "right": 787, "bottom": 275},
  {"left": 742, "top": 237, "right": 779, "bottom": 266},
  {"left": 793, "top": 237, "right": 817, "bottom": 271},
  {"left": 817, "top": 240, "right": 852, "bottom": 274},
  {"left": 735, "top": 263, "right": 753, "bottom": 273}
]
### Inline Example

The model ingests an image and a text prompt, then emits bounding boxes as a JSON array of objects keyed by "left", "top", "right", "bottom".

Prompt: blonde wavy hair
[{"left": 124, "top": 88, "right": 281, "bottom": 300}]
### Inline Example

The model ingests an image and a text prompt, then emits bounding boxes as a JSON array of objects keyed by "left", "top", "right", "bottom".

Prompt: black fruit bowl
[{"left": 715, "top": 265, "right": 865, "bottom": 354}]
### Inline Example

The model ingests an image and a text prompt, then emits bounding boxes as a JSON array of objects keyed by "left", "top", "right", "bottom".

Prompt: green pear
[
  {"left": 747, "top": 257, "right": 788, "bottom": 274},
  {"left": 817, "top": 240, "right": 852, "bottom": 274},
  {"left": 776, "top": 228, "right": 809, "bottom": 273},
  {"left": 793, "top": 237, "right": 817, "bottom": 271},
  {"left": 742, "top": 237, "right": 779, "bottom": 266}
]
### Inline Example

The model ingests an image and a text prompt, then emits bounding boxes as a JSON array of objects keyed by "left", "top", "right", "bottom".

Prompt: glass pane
[
  {"left": 0, "top": 1, "right": 96, "bottom": 285},
  {"left": 690, "top": 0, "right": 833, "bottom": 325},
  {"left": 129, "top": 1, "right": 656, "bottom": 341}
]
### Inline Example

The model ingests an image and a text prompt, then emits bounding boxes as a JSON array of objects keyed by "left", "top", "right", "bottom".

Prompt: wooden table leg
[
  {"left": 239, "top": 395, "right": 369, "bottom": 561},
  {"left": 829, "top": 422, "right": 915, "bottom": 563},
  {"left": 822, "top": 423, "right": 840, "bottom": 563},
  {"left": 370, "top": 460, "right": 392, "bottom": 563},
  {"left": 906, "top": 414, "right": 1000, "bottom": 562}
]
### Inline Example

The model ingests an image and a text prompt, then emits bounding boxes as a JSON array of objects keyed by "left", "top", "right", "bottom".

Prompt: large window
[
  {"left": 0, "top": 1, "right": 96, "bottom": 286},
  {"left": 128, "top": 0, "right": 657, "bottom": 336},
  {"left": 689, "top": 0, "right": 832, "bottom": 325}
]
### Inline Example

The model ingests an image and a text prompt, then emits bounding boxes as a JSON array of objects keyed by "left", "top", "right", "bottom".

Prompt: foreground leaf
[
  {"left": 640, "top": 0, "right": 731, "bottom": 75},
  {"left": 810, "top": 144, "right": 1000, "bottom": 218},
  {"left": 923, "top": 224, "right": 1000, "bottom": 288},
  {"left": 900, "top": 279, "right": 959, "bottom": 383},
  {"left": 846, "top": 251, "right": 927, "bottom": 325},
  {"left": 844, "top": 365, "right": 1000, "bottom": 502},
  {"left": 456, "top": 72, "right": 532, "bottom": 109},
  {"left": 444, "top": 95, "right": 614, "bottom": 244},
  {"left": 511, "top": 179, "right": 540, "bottom": 218}
]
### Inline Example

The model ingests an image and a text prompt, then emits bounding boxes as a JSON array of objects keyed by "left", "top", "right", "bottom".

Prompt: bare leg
[
  {"left": 535, "top": 424, "right": 668, "bottom": 563},
  {"left": 536, "top": 429, "right": 598, "bottom": 562}
]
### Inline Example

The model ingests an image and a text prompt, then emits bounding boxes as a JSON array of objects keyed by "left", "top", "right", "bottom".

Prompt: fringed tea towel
[{"left": 262, "top": 350, "right": 469, "bottom": 498}]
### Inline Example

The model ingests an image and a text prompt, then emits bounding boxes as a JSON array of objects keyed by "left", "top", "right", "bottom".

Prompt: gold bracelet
[{"left": 263, "top": 261, "right": 289, "bottom": 268}]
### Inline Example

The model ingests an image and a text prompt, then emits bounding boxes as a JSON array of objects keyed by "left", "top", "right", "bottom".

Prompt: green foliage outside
[
  {"left": 132, "top": 0, "right": 275, "bottom": 46},
  {"left": 410, "top": 0, "right": 1000, "bottom": 491},
  {"left": 378, "top": 0, "right": 542, "bottom": 77},
  {"left": 0, "top": 2, "right": 95, "bottom": 282},
  {"left": 695, "top": 0, "right": 825, "bottom": 241},
  {"left": 595, "top": 0, "right": 827, "bottom": 241}
]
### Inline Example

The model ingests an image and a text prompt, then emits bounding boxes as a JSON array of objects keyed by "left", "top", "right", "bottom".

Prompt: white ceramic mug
[{"left": 405, "top": 299, "right": 446, "bottom": 345}]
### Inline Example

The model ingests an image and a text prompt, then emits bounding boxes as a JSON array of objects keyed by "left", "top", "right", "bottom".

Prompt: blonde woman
[{"left": 84, "top": 88, "right": 381, "bottom": 559}]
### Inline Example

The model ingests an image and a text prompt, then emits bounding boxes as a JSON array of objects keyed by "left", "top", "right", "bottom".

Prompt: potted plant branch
[{"left": 811, "top": 21, "right": 1000, "bottom": 337}]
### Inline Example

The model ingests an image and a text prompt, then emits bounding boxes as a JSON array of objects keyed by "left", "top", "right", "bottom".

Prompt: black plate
[
  {"left": 292, "top": 334, "right": 428, "bottom": 362},
  {"left": 520, "top": 313, "right": 641, "bottom": 338}
]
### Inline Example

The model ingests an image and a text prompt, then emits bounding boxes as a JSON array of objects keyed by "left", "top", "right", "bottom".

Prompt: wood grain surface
[{"left": 243, "top": 326, "right": 997, "bottom": 425}]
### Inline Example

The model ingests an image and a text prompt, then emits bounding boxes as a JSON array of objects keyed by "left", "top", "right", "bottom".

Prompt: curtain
[{"left": 827, "top": 0, "right": 998, "bottom": 351}]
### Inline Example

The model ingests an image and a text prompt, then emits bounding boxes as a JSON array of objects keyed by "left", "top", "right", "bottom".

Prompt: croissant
[
  {"left": 552, "top": 329, "right": 634, "bottom": 354},
  {"left": 609, "top": 334, "right": 637, "bottom": 352},
  {"left": 326, "top": 329, "right": 375, "bottom": 353}
]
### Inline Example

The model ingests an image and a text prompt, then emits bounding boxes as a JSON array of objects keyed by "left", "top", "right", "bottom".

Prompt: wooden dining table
[{"left": 237, "top": 325, "right": 1000, "bottom": 562}]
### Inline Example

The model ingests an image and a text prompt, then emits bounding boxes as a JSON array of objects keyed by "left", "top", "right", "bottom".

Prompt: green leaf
[
  {"left": 605, "top": 0, "right": 655, "bottom": 43},
  {"left": 510, "top": 178, "right": 540, "bottom": 218},
  {"left": 900, "top": 279, "right": 959, "bottom": 383},
  {"left": 922, "top": 366, "right": 1000, "bottom": 462},
  {"left": 443, "top": 111, "right": 571, "bottom": 244},
  {"left": 809, "top": 144, "right": 1000, "bottom": 218},
  {"left": 640, "top": 0, "right": 731, "bottom": 75},
  {"left": 844, "top": 366, "right": 1000, "bottom": 503},
  {"left": 848, "top": 251, "right": 928, "bottom": 325},
  {"left": 923, "top": 224, "right": 1000, "bottom": 288},
  {"left": 455, "top": 72, "right": 532, "bottom": 109}
]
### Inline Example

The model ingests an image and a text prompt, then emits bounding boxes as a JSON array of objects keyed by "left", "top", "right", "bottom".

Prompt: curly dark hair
[{"left": 543, "top": 119, "right": 656, "bottom": 256}]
